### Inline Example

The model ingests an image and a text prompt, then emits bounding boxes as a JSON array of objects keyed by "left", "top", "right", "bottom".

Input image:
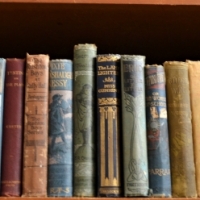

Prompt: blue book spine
[
  {"left": 48, "top": 59, "right": 73, "bottom": 197},
  {"left": 97, "top": 54, "right": 122, "bottom": 197},
  {"left": 145, "top": 64, "right": 171, "bottom": 197},
  {"left": 0, "top": 58, "right": 6, "bottom": 190}
]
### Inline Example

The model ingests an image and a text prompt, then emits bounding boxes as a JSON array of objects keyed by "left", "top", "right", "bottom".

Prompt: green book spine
[
  {"left": 164, "top": 61, "right": 197, "bottom": 197},
  {"left": 73, "top": 44, "right": 97, "bottom": 196},
  {"left": 121, "top": 55, "right": 149, "bottom": 196},
  {"left": 97, "top": 54, "right": 122, "bottom": 197}
]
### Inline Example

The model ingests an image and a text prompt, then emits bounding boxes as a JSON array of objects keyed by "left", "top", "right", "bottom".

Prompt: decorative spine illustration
[{"left": 121, "top": 55, "right": 149, "bottom": 196}]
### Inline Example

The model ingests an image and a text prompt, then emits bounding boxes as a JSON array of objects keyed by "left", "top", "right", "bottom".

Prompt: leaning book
[{"left": 48, "top": 59, "right": 73, "bottom": 197}]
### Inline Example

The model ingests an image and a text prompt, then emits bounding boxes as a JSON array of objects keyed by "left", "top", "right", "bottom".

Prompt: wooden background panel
[{"left": 0, "top": 3, "right": 200, "bottom": 64}]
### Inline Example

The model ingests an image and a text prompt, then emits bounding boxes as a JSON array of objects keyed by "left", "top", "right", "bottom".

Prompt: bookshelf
[{"left": 0, "top": 0, "right": 199, "bottom": 199}]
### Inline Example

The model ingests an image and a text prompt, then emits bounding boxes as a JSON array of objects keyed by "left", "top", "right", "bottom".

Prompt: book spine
[
  {"left": 48, "top": 59, "right": 73, "bottom": 197},
  {"left": 145, "top": 64, "right": 171, "bottom": 197},
  {"left": 187, "top": 60, "right": 200, "bottom": 197},
  {"left": 121, "top": 55, "right": 148, "bottom": 196},
  {"left": 73, "top": 44, "right": 97, "bottom": 196},
  {"left": 164, "top": 61, "right": 197, "bottom": 197},
  {"left": 97, "top": 54, "right": 121, "bottom": 197},
  {"left": 1, "top": 59, "right": 25, "bottom": 196},
  {"left": 22, "top": 54, "right": 49, "bottom": 197},
  {"left": 0, "top": 58, "right": 6, "bottom": 191}
]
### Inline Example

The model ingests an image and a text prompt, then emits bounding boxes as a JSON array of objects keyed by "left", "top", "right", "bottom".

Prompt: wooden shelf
[
  {"left": 0, "top": 198, "right": 198, "bottom": 200},
  {"left": 1, "top": 0, "right": 200, "bottom": 5}
]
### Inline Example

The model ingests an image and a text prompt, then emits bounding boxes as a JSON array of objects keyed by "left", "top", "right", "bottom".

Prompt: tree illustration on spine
[{"left": 124, "top": 92, "right": 147, "bottom": 185}]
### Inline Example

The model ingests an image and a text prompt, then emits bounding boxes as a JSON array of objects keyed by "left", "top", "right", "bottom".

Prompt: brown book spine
[
  {"left": 22, "top": 54, "right": 49, "bottom": 197},
  {"left": 1, "top": 59, "right": 25, "bottom": 196},
  {"left": 187, "top": 60, "right": 200, "bottom": 197},
  {"left": 164, "top": 61, "right": 197, "bottom": 197}
]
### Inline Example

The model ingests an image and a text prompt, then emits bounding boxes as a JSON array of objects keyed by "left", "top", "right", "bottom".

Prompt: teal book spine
[
  {"left": 48, "top": 59, "right": 73, "bottom": 196},
  {"left": 73, "top": 44, "right": 97, "bottom": 196},
  {"left": 121, "top": 55, "right": 149, "bottom": 196},
  {"left": 0, "top": 58, "right": 6, "bottom": 190},
  {"left": 97, "top": 54, "right": 122, "bottom": 197}
]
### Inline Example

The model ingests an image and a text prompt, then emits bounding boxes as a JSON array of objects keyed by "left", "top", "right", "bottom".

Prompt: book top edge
[
  {"left": 146, "top": 64, "right": 163, "bottom": 68},
  {"left": 121, "top": 55, "right": 146, "bottom": 60},
  {"left": 97, "top": 54, "right": 121, "bottom": 62},
  {"left": 50, "top": 59, "right": 72, "bottom": 63},
  {"left": 186, "top": 60, "right": 200, "bottom": 63},
  {"left": 6, "top": 58, "right": 25, "bottom": 60},
  {"left": 163, "top": 61, "right": 187, "bottom": 68},
  {"left": 26, "top": 53, "right": 49, "bottom": 57},
  {"left": 74, "top": 43, "right": 97, "bottom": 50}
]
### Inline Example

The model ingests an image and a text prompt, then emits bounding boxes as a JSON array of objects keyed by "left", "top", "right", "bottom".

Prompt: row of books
[{"left": 0, "top": 43, "right": 198, "bottom": 198}]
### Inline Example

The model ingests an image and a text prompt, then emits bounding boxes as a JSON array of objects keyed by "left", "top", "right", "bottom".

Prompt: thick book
[
  {"left": 97, "top": 54, "right": 122, "bottom": 197},
  {"left": 145, "top": 64, "right": 171, "bottom": 197},
  {"left": 73, "top": 44, "right": 97, "bottom": 196},
  {"left": 164, "top": 61, "right": 197, "bottom": 197},
  {"left": 22, "top": 54, "right": 49, "bottom": 197},
  {"left": 121, "top": 55, "right": 148, "bottom": 196},
  {"left": 0, "top": 58, "right": 6, "bottom": 191},
  {"left": 187, "top": 60, "right": 200, "bottom": 197},
  {"left": 1, "top": 59, "right": 25, "bottom": 196},
  {"left": 48, "top": 59, "right": 73, "bottom": 197}
]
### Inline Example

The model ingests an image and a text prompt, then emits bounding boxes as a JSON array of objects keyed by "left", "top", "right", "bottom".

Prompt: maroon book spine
[{"left": 1, "top": 58, "right": 25, "bottom": 196}]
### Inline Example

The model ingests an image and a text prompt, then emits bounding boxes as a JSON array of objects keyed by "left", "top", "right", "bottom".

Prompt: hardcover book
[
  {"left": 73, "top": 44, "right": 97, "bottom": 196},
  {"left": 1, "top": 58, "right": 25, "bottom": 196},
  {"left": 22, "top": 54, "right": 49, "bottom": 197},
  {"left": 121, "top": 55, "right": 148, "bottom": 196},
  {"left": 48, "top": 59, "right": 73, "bottom": 197},
  {"left": 164, "top": 61, "right": 196, "bottom": 197},
  {"left": 187, "top": 60, "right": 200, "bottom": 197},
  {"left": 145, "top": 64, "right": 171, "bottom": 197},
  {"left": 0, "top": 58, "right": 6, "bottom": 191},
  {"left": 97, "top": 54, "right": 121, "bottom": 197}
]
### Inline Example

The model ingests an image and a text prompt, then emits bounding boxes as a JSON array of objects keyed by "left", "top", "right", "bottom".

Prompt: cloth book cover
[
  {"left": 187, "top": 60, "right": 200, "bottom": 197},
  {"left": 0, "top": 58, "right": 6, "bottom": 192},
  {"left": 22, "top": 54, "right": 49, "bottom": 197},
  {"left": 121, "top": 55, "right": 149, "bottom": 196},
  {"left": 164, "top": 61, "right": 197, "bottom": 197},
  {"left": 73, "top": 44, "right": 97, "bottom": 196},
  {"left": 145, "top": 64, "right": 171, "bottom": 197},
  {"left": 1, "top": 58, "right": 25, "bottom": 196},
  {"left": 97, "top": 54, "right": 122, "bottom": 197},
  {"left": 48, "top": 59, "right": 73, "bottom": 196}
]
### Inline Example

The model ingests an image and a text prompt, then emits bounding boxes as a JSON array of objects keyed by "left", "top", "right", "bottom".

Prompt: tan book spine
[
  {"left": 187, "top": 60, "right": 200, "bottom": 197},
  {"left": 164, "top": 61, "right": 196, "bottom": 197},
  {"left": 22, "top": 54, "right": 49, "bottom": 197}
]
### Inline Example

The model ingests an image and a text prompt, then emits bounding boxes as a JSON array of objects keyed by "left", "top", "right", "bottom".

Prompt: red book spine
[{"left": 1, "top": 58, "right": 25, "bottom": 196}]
